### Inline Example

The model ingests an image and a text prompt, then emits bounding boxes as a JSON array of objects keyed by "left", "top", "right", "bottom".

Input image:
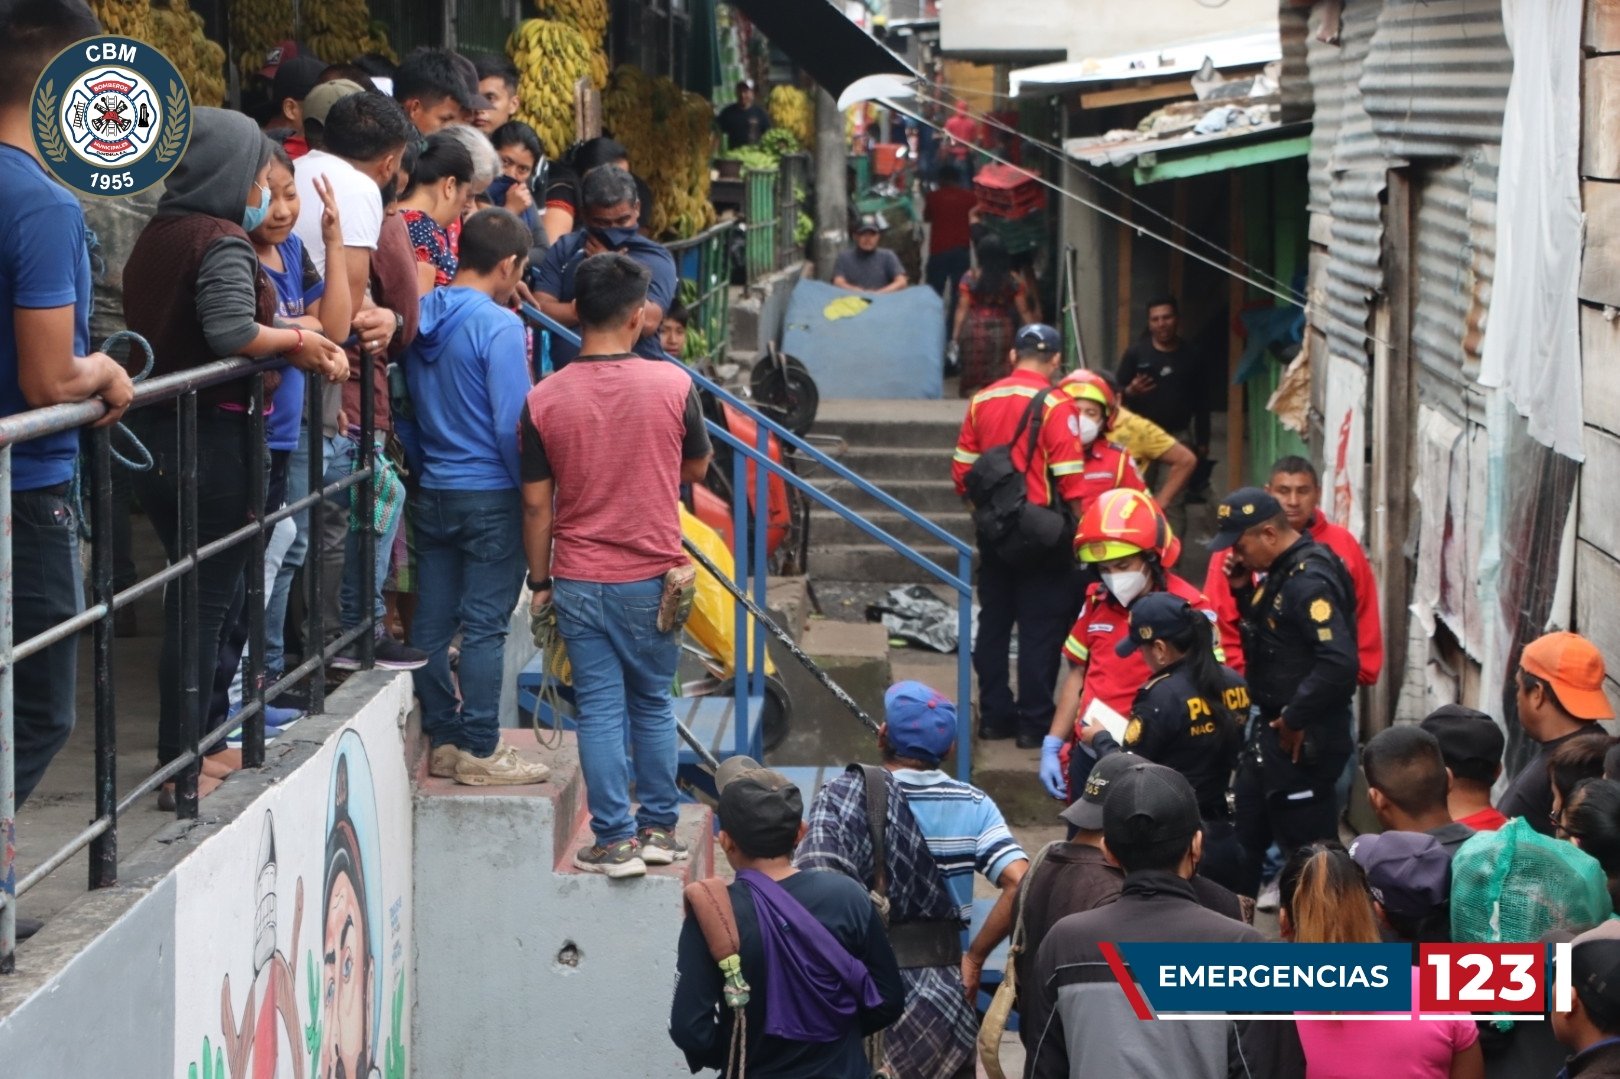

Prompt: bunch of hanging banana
[
  {"left": 91, "top": 0, "right": 153, "bottom": 40},
  {"left": 149, "top": 0, "right": 225, "bottom": 105},
  {"left": 601, "top": 65, "right": 716, "bottom": 239},
  {"left": 767, "top": 85, "right": 812, "bottom": 151},
  {"left": 229, "top": 0, "right": 295, "bottom": 81},
  {"left": 507, "top": 18, "right": 595, "bottom": 159}
]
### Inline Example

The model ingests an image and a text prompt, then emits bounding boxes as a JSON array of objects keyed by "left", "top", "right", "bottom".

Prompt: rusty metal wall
[
  {"left": 1362, "top": 0, "right": 1513, "bottom": 161},
  {"left": 1299, "top": 0, "right": 1507, "bottom": 414},
  {"left": 1306, "top": 0, "right": 1385, "bottom": 370}
]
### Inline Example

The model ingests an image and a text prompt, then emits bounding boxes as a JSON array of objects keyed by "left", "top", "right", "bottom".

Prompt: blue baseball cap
[
  {"left": 1015, "top": 323, "right": 1062, "bottom": 354},
  {"left": 883, "top": 680, "right": 958, "bottom": 765}
]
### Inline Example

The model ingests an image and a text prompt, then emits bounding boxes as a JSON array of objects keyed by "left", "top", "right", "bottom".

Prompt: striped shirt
[{"left": 891, "top": 768, "right": 1027, "bottom": 919}]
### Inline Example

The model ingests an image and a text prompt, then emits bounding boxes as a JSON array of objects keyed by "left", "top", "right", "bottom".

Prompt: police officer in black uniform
[
  {"left": 1078, "top": 591, "right": 1250, "bottom": 892},
  {"left": 1206, "top": 487, "right": 1358, "bottom": 898}
]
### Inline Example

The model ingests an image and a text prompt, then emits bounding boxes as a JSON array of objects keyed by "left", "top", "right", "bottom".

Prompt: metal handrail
[
  {"left": 518, "top": 305, "right": 975, "bottom": 781},
  {"left": 1, "top": 351, "right": 382, "bottom": 971}
]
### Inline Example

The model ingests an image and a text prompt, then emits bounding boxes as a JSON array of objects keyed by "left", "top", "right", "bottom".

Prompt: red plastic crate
[{"left": 972, "top": 164, "right": 1046, "bottom": 219}]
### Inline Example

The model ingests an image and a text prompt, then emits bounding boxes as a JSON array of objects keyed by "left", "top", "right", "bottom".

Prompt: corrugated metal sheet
[
  {"left": 1362, "top": 0, "right": 1512, "bottom": 161},
  {"left": 1302, "top": 0, "right": 1506, "bottom": 395},
  {"left": 1279, "top": 3, "right": 1312, "bottom": 123},
  {"left": 1309, "top": 0, "right": 1385, "bottom": 369}
]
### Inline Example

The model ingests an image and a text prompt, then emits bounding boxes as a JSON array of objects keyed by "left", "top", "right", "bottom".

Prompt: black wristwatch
[
  {"left": 392, "top": 310, "right": 405, "bottom": 337},
  {"left": 528, "top": 575, "right": 553, "bottom": 592}
]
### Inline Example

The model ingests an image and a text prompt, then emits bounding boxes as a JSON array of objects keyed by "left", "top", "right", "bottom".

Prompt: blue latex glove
[{"left": 1040, "top": 735, "right": 1066, "bottom": 800}]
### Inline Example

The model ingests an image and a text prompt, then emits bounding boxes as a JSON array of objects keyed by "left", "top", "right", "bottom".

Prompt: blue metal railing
[{"left": 521, "top": 306, "right": 977, "bottom": 780}]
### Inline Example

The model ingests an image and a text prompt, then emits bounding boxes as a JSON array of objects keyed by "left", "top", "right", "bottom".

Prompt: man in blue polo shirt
[
  {"left": 0, "top": 0, "right": 135, "bottom": 821},
  {"left": 530, "top": 165, "right": 675, "bottom": 369}
]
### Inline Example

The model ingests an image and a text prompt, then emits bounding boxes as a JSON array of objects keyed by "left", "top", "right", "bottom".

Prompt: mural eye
[
  {"left": 325, "top": 978, "right": 335, "bottom": 1005},
  {"left": 343, "top": 954, "right": 353, "bottom": 981}
]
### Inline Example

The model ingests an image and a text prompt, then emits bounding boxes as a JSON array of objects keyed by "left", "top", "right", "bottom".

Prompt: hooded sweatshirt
[
  {"left": 396, "top": 286, "right": 529, "bottom": 491},
  {"left": 124, "top": 108, "right": 276, "bottom": 408}
]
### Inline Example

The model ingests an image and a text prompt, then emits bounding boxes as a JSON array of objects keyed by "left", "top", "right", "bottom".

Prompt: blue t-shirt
[
  {"left": 530, "top": 230, "right": 676, "bottom": 368},
  {"left": 260, "top": 234, "right": 324, "bottom": 451},
  {"left": 893, "top": 768, "right": 1027, "bottom": 921},
  {"left": 0, "top": 145, "right": 92, "bottom": 490}
]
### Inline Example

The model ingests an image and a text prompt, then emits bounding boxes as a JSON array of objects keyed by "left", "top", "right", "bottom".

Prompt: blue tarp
[{"left": 781, "top": 280, "right": 945, "bottom": 400}]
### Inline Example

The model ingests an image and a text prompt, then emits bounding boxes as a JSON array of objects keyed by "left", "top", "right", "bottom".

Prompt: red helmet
[
  {"left": 1058, "top": 370, "right": 1119, "bottom": 431},
  {"left": 1074, "top": 488, "right": 1180, "bottom": 568}
]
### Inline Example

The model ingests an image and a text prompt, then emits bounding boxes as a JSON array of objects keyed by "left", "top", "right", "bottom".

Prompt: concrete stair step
[
  {"left": 808, "top": 543, "right": 975, "bottom": 585},
  {"left": 834, "top": 446, "right": 948, "bottom": 481},
  {"left": 811, "top": 417, "right": 965, "bottom": 447},
  {"left": 810, "top": 476, "right": 966, "bottom": 514},
  {"left": 810, "top": 399, "right": 967, "bottom": 449},
  {"left": 555, "top": 801, "right": 716, "bottom": 880},
  {"left": 809, "top": 507, "right": 976, "bottom": 546}
]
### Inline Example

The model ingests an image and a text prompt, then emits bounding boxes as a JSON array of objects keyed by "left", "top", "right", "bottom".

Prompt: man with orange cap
[{"left": 1499, "top": 631, "right": 1616, "bottom": 835}]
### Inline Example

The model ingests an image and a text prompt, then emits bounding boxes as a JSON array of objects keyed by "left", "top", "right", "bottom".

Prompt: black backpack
[{"left": 961, "top": 390, "right": 1073, "bottom": 562}]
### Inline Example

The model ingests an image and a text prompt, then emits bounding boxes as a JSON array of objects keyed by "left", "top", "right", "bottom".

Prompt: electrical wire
[
  {"left": 884, "top": 89, "right": 1396, "bottom": 355},
  {"left": 909, "top": 82, "right": 1309, "bottom": 305}
]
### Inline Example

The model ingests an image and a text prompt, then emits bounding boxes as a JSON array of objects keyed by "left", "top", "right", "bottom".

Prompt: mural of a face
[
  {"left": 320, "top": 740, "right": 381, "bottom": 1079},
  {"left": 321, "top": 859, "right": 372, "bottom": 1079}
]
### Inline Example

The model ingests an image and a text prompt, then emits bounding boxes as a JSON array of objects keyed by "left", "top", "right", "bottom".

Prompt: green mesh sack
[{"left": 1451, "top": 816, "right": 1613, "bottom": 943}]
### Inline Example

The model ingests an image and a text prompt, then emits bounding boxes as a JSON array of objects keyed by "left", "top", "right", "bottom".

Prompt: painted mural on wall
[{"left": 173, "top": 695, "right": 412, "bottom": 1079}]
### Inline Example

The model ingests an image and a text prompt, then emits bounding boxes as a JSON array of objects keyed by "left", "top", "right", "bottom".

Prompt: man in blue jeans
[
  {"left": 0, "top": 0, "right": 135, "bottom": 821},
  {"left": 397, "top": 208, "right": 548, "bottom": 786},
  {"left": 521, "top": 252, "right": 712, "bottom": 878}
]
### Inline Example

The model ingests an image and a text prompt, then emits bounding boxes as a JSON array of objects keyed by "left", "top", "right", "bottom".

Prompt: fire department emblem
[{"left": 32, "top": 37, "right": 189, "bottom": 197}]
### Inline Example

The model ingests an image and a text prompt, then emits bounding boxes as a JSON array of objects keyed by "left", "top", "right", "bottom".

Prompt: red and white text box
[{"left": 1418, "top": 944, "right": 1547, "bottom": 1013}]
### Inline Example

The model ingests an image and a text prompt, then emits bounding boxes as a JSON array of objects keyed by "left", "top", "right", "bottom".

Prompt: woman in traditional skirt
[{"left": 950, "top": 232, "right": 1035, "bottom": 397}]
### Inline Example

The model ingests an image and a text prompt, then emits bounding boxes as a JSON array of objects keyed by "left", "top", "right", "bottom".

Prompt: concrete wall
[
  {"left": 941, "top": 0, "right": 1275, "bottom": 64},
  {"left": 0, "top": 671, "right": 415, "bottom": 1079}
]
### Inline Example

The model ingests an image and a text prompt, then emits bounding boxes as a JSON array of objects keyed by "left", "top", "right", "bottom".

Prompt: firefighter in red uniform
[
  {"left": 1056, "top": 369, "right": 1149, "bottom": 505},
  {"left": 952, "top": 324, "right": 1092, "bottom": 748},
  {"left": 1039, "top": 487, "right": 1221, "bottom": 800},
  {"left": 1203, "top": 455, "right": 1382, "bottom": 685}
]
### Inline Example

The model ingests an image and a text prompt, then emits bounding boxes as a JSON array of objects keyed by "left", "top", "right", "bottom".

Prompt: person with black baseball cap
[
  {"left": 669, "top": 757, "right": 904, "bottom": 1078},
  {"left": 1073, "top": 590, "right": 1249, "bottom": 891},
  {"left": 831, "top": 213, "right": 908, "bottom": 293},
  {"left": 952, "top": 323, "right": 1092, "bottom": 747},
  {"left": 1208, "top": 486, "right": 1358, "bottom": 898},
  {"left": 1027, "top": 762, "right": 1302, "bottom": 1078},
  {"left": 1012, "top": 750, "right": 1249, "bottom": 1061},
  {"left": 1420, "top": 704, "right": 1509, "bottom": 831},
  {"left": 1555, "top": 934, "right": 1620, "bottom": 1077}
]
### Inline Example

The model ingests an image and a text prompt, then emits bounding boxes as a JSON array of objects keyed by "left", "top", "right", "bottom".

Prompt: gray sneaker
[
  {"left": 428, "top": 745, "right": 458, "bottom": 778},
  {"left": 637, "top": 826, "right": 689, "bottom": 866},
  {"left": 574, "top": 838, "right": 647, "bottom": 879}
]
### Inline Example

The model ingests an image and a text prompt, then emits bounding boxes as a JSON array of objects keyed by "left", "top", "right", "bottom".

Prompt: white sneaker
[
  {"left": 449, "top": 745, "right": 551, "bottom": 786},
  {"left": 1256, "top": 879, "right": 1281, "bottom": 912}
]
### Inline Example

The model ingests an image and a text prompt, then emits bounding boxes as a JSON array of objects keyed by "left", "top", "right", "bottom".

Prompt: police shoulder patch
[
  {"left": 1124, "top": 716, "right": 1142, "bottom": 745},
  {"left": 1318, "top": 627, "right": 1333, "bottom": 641},
  {"left": 1309, "top": 597, "right": 1332, "bottom": 623}
]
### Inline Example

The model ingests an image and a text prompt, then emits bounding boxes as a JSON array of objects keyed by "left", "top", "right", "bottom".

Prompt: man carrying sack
[{"left": 669, "top": 758, "right": 905, "bottom": 1077}]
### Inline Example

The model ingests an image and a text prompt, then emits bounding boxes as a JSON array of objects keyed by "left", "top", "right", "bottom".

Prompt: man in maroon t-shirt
[
  {"left": 924, "top": 163, "right": 979, "bottom": 330},
  {"left": 520, "top": 252, "right": 712, "bottom": 879}
]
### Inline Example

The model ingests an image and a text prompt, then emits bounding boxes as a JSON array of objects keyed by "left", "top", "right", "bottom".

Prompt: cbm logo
[{"left": 32, "top": 38, "right": 190, "bottom": 197}]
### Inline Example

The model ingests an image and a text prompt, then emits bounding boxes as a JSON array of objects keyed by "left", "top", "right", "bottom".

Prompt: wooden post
[
  {"left": 1226, "top": 174, "right": 1246, "bottom": 491},
  {"left": 1114, "top": 199, "right": 1133, "bottom": 360},
  {"left": 1169, "top": 181, "right": 1188, "bottom": 299},
  {"left": 1369, "top": 169, "right": 1415, "bottom": 734}
]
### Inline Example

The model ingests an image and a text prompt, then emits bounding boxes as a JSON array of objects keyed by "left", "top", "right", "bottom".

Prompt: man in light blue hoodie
[{"left": 397, "top": 208, "right": 548, "bottom": 786}]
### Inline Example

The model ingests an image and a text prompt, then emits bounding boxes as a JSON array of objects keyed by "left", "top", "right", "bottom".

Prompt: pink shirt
[{"left": 1296, "top": 969, "right": 1478, "bottom": 1079}]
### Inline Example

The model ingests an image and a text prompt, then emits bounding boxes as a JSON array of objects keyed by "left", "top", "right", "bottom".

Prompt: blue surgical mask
[
  {"left": 242, "top": 181, "right": 270, "bottom": 233},
  {"left": 590, "top": 225, "right": 639, "bottom": 249}
]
